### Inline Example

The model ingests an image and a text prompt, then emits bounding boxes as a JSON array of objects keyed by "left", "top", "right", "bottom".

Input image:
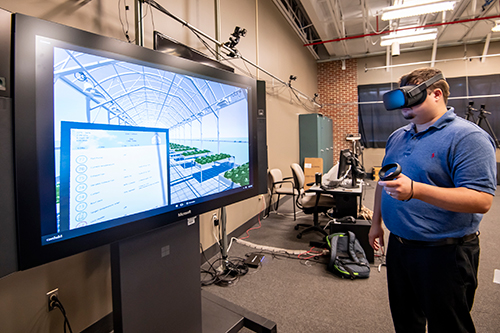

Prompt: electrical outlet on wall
[{"left": 46, "top": 288, "right": 59, "bottom": 312}]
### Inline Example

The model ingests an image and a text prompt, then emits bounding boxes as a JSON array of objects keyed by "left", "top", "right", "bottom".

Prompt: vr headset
[{"left": 382, "top": 73, "right": 445, "bottom": 111}]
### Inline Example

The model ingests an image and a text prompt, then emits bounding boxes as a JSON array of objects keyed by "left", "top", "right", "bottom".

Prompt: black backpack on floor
[{"left": 326, "top": 231, "right": 370, "bottom": 279}]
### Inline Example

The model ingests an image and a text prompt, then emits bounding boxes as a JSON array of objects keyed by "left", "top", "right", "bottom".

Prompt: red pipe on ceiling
[{"left": 304, "top": 14, "right": 500, "bottom": 47}]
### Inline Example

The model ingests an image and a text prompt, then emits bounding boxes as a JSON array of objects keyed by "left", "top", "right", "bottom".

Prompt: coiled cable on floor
[{"left": 200, "top": 244, "right": 249, "bottom": 287}]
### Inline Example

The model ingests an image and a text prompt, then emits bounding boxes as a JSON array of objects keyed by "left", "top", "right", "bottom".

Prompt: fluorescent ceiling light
[
  {"left": 492, "top": 20, "right": 500, "bottom": 32},
  {"left": 380, "top": 28, "right": 438, "bottom": 46},
  {"left": 381, "top": 0, "right": 456, "bottom": 21}
]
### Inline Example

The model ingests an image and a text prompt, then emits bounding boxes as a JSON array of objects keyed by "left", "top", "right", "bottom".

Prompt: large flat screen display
[{"left": 13, "top": 14, "right": 261, "bottom": 269}]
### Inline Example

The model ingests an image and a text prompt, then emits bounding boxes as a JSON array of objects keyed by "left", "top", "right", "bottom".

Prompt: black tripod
[
  {"left": 476, "top": 105, "right": 500, "bottom": 148},
  {"left": 465, "top": 101, "right": 477, "bottom": 123}
]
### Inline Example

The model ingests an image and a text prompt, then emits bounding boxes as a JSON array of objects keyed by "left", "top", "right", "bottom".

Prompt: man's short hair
[{"left": 399, "top": 67, "right": 450, "bottom": 104}]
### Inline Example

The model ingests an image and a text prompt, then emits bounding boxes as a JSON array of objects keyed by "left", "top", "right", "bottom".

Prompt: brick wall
[{"left": 317, "top": 59, "right": 358, "bottom": 162}]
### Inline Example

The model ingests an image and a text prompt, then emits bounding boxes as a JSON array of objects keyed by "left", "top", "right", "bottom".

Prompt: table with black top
[{"left": 306, "top": 182, "right": 363, "bottom": 224}]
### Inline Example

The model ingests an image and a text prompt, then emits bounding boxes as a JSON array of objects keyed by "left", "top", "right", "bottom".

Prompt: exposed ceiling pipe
[
  {"left": 318, "top": 35, "right": 500, "bottom": 62},
  {"left": 431, "top": 39, "right": 438, "bottom": 67},
  {"left": 365, "top": 52, "right": 500, "bottom": 71},
  {"left": 304, "top": 14, "right": 500, "bottom": 47},
  {"left": 481, "top": 32, "right": 492, "bottom": 62},
  {"left": 386, "top": 46, "right": 391, "bottom": 72},
  {"left": 214, "top": 0, "right": 221, "bottom": 60},
  {"left": 134, "top": 0, "right": 144, "bottom": 46},
  {"left": 361, "top": 0, "right": 371, "bottom": 53}
]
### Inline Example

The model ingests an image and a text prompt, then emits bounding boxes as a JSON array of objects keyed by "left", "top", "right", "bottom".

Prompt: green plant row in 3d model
[
  {"left": 56, "top": 182, "right": 60, "bottom": 205},
  {"left": 182, "top": 149, "right": 210, "bottom": 156},
  {"left": 195, "top": 153, "right": 232, "bottom": 165},
  {"left": 224, "top": 163, "right": 249, "bottom": 186},
  {"left": 170, "top": 143, "right": 195, "bottom": 152}
]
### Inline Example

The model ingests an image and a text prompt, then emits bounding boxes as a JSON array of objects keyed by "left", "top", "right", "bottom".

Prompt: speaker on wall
[{"left": 256, "top": 80, "right": 268, "bottom": 195}]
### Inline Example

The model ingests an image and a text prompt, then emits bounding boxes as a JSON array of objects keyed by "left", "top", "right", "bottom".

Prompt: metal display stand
[
  {"left": 111, "top": 218, "right": 202, "bottom": 333},
  {"left": 110, "top": 214, "right": 276, "bottom": 333}
]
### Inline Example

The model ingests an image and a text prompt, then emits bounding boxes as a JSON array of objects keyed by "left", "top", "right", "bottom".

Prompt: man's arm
[
  {"left": 380, "top": 174, "right": 493, "bottom": 214},
  {"left": 368, "top": 184, "right": 385, "bottom": 250}
]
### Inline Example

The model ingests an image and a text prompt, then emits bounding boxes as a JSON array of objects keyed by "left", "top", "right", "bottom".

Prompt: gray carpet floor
[{"left": 202, "top": 180, "right": 500, "bottom": 333}]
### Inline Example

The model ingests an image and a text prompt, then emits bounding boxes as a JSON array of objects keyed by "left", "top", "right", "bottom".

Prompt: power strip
[{"left": 244, "top": 253, "right": 265, "bottom": 268}]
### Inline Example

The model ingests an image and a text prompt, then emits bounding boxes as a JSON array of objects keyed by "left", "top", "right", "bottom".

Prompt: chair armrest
[{"left": 273, "top": 180, "right": 294, "bottom": 187}]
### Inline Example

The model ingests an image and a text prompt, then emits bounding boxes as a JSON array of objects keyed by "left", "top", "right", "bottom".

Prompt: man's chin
[{"left": 401, "top": 109, "right": 414, "bottom": 120}]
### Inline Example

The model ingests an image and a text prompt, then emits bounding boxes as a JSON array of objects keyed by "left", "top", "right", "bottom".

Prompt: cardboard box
[
  {"left": 372, "top": 166, "right": 382, "bottom": 181},
  {"left": 303, "top": 157, "right": 323, "bottom": 190}
]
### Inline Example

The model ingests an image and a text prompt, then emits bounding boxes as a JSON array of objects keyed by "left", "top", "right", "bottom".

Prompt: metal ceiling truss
[
  {"left": 272, "top": 0, "right": 325, "bottom": 59},
  {"left": 276, "top": 0, "right": 500, "bottom": 63}
]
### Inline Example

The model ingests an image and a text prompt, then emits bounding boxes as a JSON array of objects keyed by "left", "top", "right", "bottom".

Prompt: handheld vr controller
[{"left": 379, "top": 163, "right": 402, "bottom": 181}]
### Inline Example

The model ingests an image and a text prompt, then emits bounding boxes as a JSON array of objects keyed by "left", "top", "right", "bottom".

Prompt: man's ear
[{"left": 432, "top": 88, "right": 443, "bottom": 101}]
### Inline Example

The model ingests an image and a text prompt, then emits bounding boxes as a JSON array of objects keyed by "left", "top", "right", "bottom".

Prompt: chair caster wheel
[
  {"left": 297, "top": 234, "right": 302, "bottom": 239},
  {"left": 294, "top": 225, "right": 299, "bottom": 230}
]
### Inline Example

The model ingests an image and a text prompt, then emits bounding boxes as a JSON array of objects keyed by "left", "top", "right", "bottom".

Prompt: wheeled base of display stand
[
  {"left": 202, "top": 290, "right": 277, "bottom": 333},
  {"left": 82, "top": 290, "right": 277, "bottom": 333}
]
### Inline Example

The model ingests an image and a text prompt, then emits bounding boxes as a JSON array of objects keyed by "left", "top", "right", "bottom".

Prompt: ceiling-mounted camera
[{"left": 224, "top": 26, "right": 247, "bottom": 57}]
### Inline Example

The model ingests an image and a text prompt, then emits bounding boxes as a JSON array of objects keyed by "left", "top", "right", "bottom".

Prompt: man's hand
[
  {"left": 369, "top": 223, "right": 385, "bottom": 251},
  {"left": 378, "top": 173, "right": 413, "bottom": 201}
]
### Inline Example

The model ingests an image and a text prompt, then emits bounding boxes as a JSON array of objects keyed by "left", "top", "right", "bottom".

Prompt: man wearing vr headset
[{"left": 368, "top": 67, "right": 496, "bottom": 333}]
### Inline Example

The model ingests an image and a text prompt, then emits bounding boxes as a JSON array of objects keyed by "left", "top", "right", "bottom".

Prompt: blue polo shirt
[{"left": 381, "top": 107, "right": 497, "bottom": 241}]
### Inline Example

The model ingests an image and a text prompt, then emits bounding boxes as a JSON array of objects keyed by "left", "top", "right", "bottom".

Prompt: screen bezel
[{"left": 13, "top": 14, "right": 260, "bottom": 270}]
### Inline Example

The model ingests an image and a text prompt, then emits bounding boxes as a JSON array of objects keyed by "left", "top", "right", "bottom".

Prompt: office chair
[
  {"left": 265, "top": 168, "right": 298, "bottom": 220},
  {"left": 290, "top": 163, "right": 336, "bottom": 239}
]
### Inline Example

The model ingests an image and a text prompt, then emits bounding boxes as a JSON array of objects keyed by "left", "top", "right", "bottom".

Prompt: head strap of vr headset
[{"left": 405, "top": 73, "right": 445, "bottom": 98}]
